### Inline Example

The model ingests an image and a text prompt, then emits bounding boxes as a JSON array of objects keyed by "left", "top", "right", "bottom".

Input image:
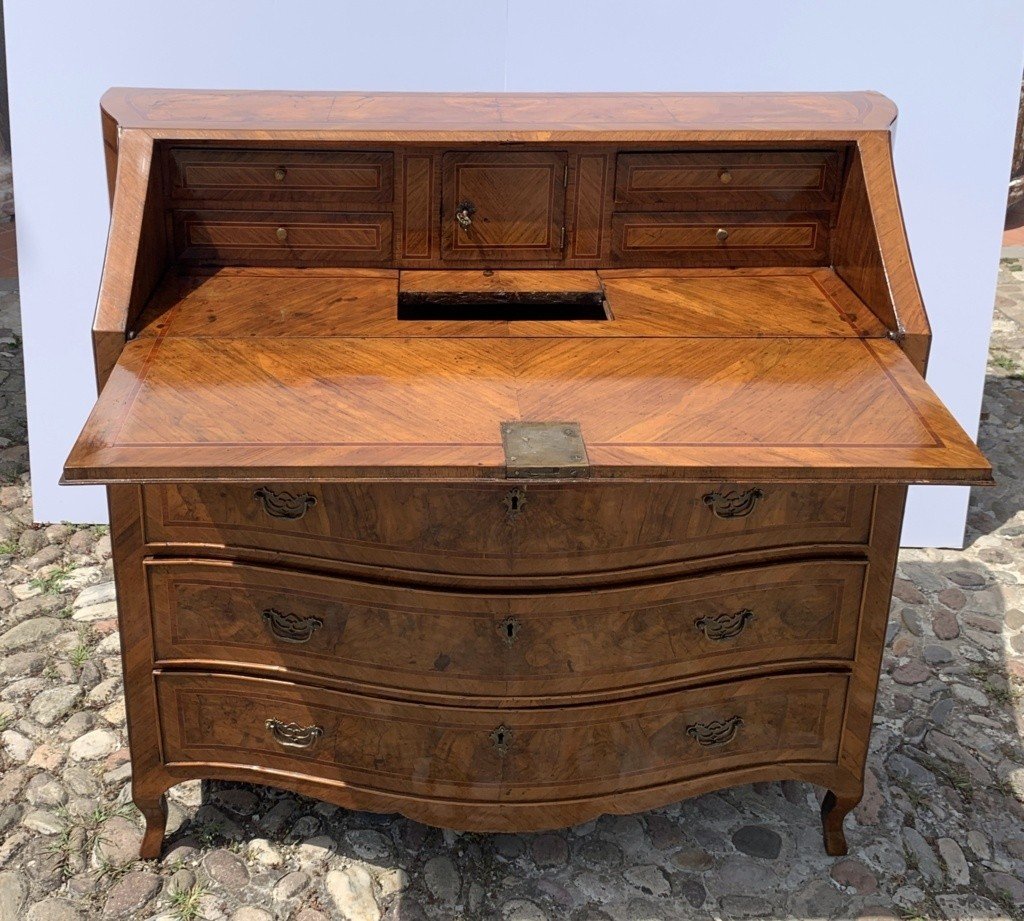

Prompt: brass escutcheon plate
[{"left": 501, "top": 421, "right": 590, "bottom": 479}]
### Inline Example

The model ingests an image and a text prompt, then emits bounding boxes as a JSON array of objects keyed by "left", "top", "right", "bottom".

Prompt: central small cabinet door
[{"left": 441, "top": 151, "right": 567, "bottom": 262}]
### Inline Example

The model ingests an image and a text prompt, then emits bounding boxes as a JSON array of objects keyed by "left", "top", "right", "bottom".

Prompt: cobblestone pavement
[{"left": 0, "top": 261, "right": 1022, "bottom": 921}]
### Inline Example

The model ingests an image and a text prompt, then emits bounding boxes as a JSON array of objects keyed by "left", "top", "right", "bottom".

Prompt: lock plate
[{"left": 501, "top": 421, "right": 590, "bottom": 479}]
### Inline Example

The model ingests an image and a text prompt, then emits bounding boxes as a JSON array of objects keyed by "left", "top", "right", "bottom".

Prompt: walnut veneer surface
[{"left": 65, "top": 90, "right": 991, "bottom": 863}]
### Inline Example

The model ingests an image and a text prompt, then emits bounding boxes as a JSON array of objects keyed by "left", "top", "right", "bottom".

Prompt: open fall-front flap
[{"left": 63, "top": 274, "right": 991, "bottom": 486}]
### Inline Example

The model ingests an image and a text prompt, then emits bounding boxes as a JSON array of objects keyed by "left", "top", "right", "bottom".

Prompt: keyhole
[
  {"left": 503, "top": 487, "right": 527, "bottom": 519},
  {"left": 490, "top": 724, "right": 512, "bottom": 754},
  {"left": 498, "top": 616, "right": 521, "bottom": 646},
  {"left": 495, "top": 729, "right": 505, "bottom": 745},
  {"left": 509, "top": 494, "right": 520, "bottom": 511}
]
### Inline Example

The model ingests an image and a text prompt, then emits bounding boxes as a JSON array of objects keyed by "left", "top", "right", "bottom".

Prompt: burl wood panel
[
  {"left": 141, "top": 481, "right": 874, "bottom": 576},
  {"left": 614, "top": 150, "right": 840, "bottom": 211},
  {"left": 64, "top": 335, "right": 990, "bottom": 484},
  {"left": 611, "top": 211, "right": 830, "bottom": 267},
  {"left": 157, "top": 670, "right": 847, "bottom": 812},
  {"left": 147, "top": 557, "right": 865, "bottom": 698},
  {"left": 441, "top": 151, "right": 567, "bottom": 262},
  {"left": 168, "top": 148, "right": 394, "bottom": 204},
  {"left": 173, "top": 210, "right": 392, "bottom": 266}
]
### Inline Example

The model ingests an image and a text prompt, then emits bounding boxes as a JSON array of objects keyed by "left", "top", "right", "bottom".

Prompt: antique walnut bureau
[{"left": 64, "top": 89, "right": 991, "bottom": 860}]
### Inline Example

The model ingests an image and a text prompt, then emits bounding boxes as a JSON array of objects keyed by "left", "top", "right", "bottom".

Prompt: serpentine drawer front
[
  {"left": 141, "top": 481, "right": 874, "bottom": 576},
  {"left": 63, "top": 90, "right": 992, "bottom": 864},
  {"left": 146, "top": 557, "right": 866, "bottom": 698}
]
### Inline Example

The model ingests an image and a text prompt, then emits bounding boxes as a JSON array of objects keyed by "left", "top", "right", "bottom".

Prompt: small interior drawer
[
  {"left": 611, "top": 211, "right": 829, "bottom": 267},
  {"left": 169, "top": 148, "right": 394, "bottom": 203},
  {"left": 173, "top": 210, "right": 393, "bottom": 266},
  {"left": 614, "top": 150, "right": 840, "bottom": 210}
]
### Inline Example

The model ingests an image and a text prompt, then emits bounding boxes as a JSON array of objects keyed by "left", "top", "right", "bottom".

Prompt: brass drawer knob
[
  {"left": 274, "top": 167, "right": 287, "bottom": 181},
  {"left": 715, "top": 227, "right": 729, "bottom": 242},
  {"left": 275, "top": 226, "right": 289, "bottom": 242},
  {"left": 687, "top": 715, "right": 743, "bottom": 747},
  {"left": 253, "top": 487, "right": 317, "bottom": 519},
  {"left": 490, "top": 724, "right": 513, "bottom": 756},
  {"left": 263, "top": 608, "right": 324, "bottom": 644},
  {"left": 695, "top": 609, "right": 754, "bottom": 641},
  {"left": 266, "top": 718, "right": 323, "bottom": 749},
  {"left": 718, "top": 169, "right": 732, "bottom": 184},
  {"left": 702, "top": 487, "right": 763, "bottom": 519}
]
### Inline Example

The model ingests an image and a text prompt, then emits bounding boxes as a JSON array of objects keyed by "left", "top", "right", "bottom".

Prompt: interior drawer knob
[
  {"left": 275, "top": 226, "right": 289, "bottom": 242},
  {"left": 702, "top": 487, "right": 763, "bottom": 519},
  {"left": 253, "top": 486, "right": 317, "bottom": 519},
  {"left": 265, "top": 718, "right": 323, "bottom": 749},
  {"left": 695, "top": 609, "right": 754, "bottom": 641},
  {"left": 274, "top": 167, "right": 287, "bottom": 181},
  {"left": 262, "top": 608, "right": 324, "bottom": 644},
  {"left": 718, "top": 169, "right": 732, "bottom": 184},
  {"left": 455, "top": 201, "right": 476, "bottom": 231},
  {"left": 715, "top": 227, "right": 730, "bottom": 242},
  {"left": 687, "top": 715, "right": 743, "bottom": 747}
]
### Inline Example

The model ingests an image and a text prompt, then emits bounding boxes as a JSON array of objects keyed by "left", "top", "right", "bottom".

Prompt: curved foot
[
  {"left": 136, "top": 792, "right": 168, "bottom": 860},
  {"left": 821, "top": 789, "right": 859, "bottom": 856}
]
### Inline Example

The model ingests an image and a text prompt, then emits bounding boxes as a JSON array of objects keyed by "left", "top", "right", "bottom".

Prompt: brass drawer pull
[
  {"left": 718, "top": 169, "right": 732, "bottom": 185},
  {"left": 275, "top": 226, "right": 289, "bottom": 242},
  {"left": 498, "top": 616, "right": 522, "bottom": 646},
  {"left": 702, "top": 487, "right": 763, "bottom": 519},
  {"left": 715, "top": 227, "right": 729, "bottom": 242},
  {"left": 265, "top": 718, "right": 323, "bottom": 749},
  {"left": 687, "top": 715, "right": 743, "bottom": 747},
  {"left": 455, "top": 201, "right": 476, "bottom": 231},
  {"left": 253, "top": 487, "right": 317, "bottom": 519},
  {"left": 695, "top": 609, "right": 753, "bottom": 641},
  {"left": 262, "top": 608, "right": 323, "bottom": 644},
  {"left": 503, "top": 486, "right": 527, "bottom": 519},
  {"left": 490, "top": 724, "right": 513, "bottom": 756},
  {"left": 274, "top": 167, "right": 287, "bottom": 181}
]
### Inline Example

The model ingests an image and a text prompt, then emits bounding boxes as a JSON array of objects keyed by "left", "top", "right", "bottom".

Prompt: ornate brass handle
[
  {"left": 265, "top": 718, "right": 323, "bottom": 749},
  {"left": 702, "top": 488, "right": 763, "bottom": 519},
  {"left": 455, "top": 201, "right": 476, "bottom": 231},
  {"left": 253, "top": 487, "right": 317, "bottom": 520},
  {"left": 695, "top": 609, "right": 754, "bottom": 641},
  {"left": 262, "top": 608, "right": 324, "bottom": 644},
  {"left": 490, "top": 724, "right": 512, "bottom": 756},
  {"left": 687, "top": 715, "right": 743, "bottom": 747}
]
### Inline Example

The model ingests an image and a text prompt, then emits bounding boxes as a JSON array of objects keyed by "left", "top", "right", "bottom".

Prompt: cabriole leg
[
  {"left": 820, "top": 788, "right": 860, "bottom": 856},
  {"left": 135, "top": 789, "right": 168, "bottom": 859}
]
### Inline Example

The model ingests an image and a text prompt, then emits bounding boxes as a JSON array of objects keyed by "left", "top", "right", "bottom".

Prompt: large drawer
[
  {"left": 614, "top": 150, "right": 840, "bottom": 210},
  {"left": 173, "top": 209, "right": 393, "bottom": 266},
  {"left": 157, "top": 671, "right": 847, "bottom": 807},
  {"left": 147, "top": 558, "right": 865, "bottom": 698},
  {"left": 168, "top": 148, "right": 394, "bottom": 204},
  {"left": 611, "top": 211, "right": 829, "bottom": 267},
  {"left": 142, "top": 482, "right": 875, "bottom": 577}
]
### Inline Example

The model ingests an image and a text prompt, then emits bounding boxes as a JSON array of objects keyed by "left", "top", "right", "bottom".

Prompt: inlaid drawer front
[
  {"left": 142, "top": 482, "right": 874, "bottom": 576},
  {"left": 146, "top": 558, "right": 865, "bottom": 696},
  {"left": 173, "top": 210, "right": 392, "bottom": 266},
  {"left": 169, "top": 149, "right": 394, "bottom": 203},
  {"left": 611, "top": 211, "right": 829, "bottom": 267},
  {"left": 157, "top": 672, "right": 847, "bottom": 802},
  {"left": 614, "top": 151, "right": 840, "bottom": 210},
  {"left": 441, "top": 151, "right": 567, "bottom": 262}
]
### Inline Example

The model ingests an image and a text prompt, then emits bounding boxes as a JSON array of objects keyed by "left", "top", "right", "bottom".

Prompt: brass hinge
[{"left": 501, "top": 422, "right": 590, "bottom": 479}]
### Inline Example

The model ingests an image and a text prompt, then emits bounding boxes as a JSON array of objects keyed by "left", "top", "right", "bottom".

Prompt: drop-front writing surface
[{"left": 66, "top": 90, "right": 989, "bottom": 864}]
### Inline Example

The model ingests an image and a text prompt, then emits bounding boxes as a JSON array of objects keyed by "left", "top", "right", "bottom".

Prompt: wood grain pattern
[
  {"left": 441, "top": 152, "right": 566, "bottom": 262},
  {"left": 70, "top": 90, "right": 989, "bottom": 860},
  {"left": 147, "top": 557, "right": 865, "bottom": 699},
  {"left": 157, "top": 670, "right": 847, "bottom": 815},
  {"left": 168, "top": 148, "right": 394, "bottom": 204},
  {"left": 614, "top": 150, "right": 840, "bottom": 210},
  {"left": 64, "top": 334, "right": 990, "bottom": 484},
  {"left": 611, "top": 211, "right": 829, "bottom": 266},
  {"left": 141, "top": 480, "right": 873, "bottom": 577}
]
